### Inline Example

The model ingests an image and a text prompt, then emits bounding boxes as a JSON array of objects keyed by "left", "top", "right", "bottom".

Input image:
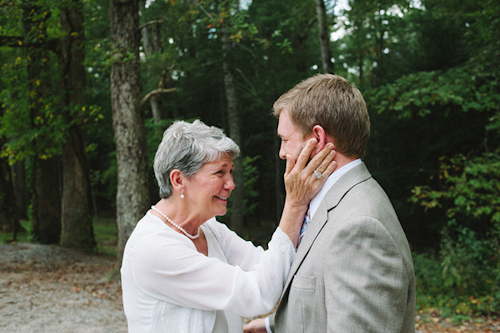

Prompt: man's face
[{"left": 277, "top": 109, "right": 312, "bottom": 162}]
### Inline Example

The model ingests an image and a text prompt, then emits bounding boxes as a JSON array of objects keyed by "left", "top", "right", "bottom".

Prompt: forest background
[{"left": 1, "top": 0, "right": 499, "bottom": 323}]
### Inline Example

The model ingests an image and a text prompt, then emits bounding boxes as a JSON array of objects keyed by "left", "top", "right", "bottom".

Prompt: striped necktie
[{"left": 299, "top": 209, "right": 311, "bottom": 243}]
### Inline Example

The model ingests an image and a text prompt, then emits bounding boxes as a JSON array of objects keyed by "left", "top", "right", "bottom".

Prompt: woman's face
[{"left": 184, "top": 154, "right": 235, "bottom": 221}]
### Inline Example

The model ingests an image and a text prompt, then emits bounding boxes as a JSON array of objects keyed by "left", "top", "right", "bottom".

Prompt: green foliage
[
  {"left": 366, "top": 0, "right": 500, "bottom": 317},
  {"left": 440, "top": 229, "right": 497, "bottom": 292},
  {"left": 411, "top": 153, "right": 500, "bottom": 224},
  {"left": 414, "top": 251, "right": 500, "bottom": 318},
  {"left": 372, "top": 64, "right": 500, "bottom": 119},
  {"left": 340, "top": 0, "right": 412, "bottom": 87},
  {"left": 0, "top": 0, "right": 106, "bottom": 165}
]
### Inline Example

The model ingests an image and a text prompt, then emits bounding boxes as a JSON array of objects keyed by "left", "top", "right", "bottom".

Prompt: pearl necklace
[{"left": 151, "top": 206, "right": 200, "bottom": 239}]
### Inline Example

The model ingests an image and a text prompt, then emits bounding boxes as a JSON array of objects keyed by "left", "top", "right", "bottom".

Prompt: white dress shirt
[
  {"left": 264, "top": 159, "right": 362, "bottom": 333},
  {"left": 121, "top": 211, "right": 296, "bottom": 333}
]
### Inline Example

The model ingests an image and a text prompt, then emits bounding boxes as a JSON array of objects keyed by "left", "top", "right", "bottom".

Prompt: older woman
[{"left": 121, "top": 120, "right": 335, "bottom": 333}]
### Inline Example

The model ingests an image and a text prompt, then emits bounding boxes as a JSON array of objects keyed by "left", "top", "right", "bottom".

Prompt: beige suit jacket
[{"left": 270, "top": 163, "right": 415, "bottom": 332}]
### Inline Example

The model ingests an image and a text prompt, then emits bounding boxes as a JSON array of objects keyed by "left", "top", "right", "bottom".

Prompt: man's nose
[{"left": 279, "top": 145, "right": 286, "bottom": 160}]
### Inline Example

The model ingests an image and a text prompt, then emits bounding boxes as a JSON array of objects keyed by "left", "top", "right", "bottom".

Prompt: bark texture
[
  {"left": 0, "top": 140, "right": 20, "bottom": 234},
  {"left": 11, "top": 162, "right": 28, "bottom": 220},
  {"left": 110, "top": 0, "right": 151, "bottom": 264},
  {"left": 58, "top": 0, "right": 96, "bottom": 250},
  {"left": 141, "top": 20, "right": 165, "bottom": 124},
  {"left": 221, "top": 24, "right": 244, "bottom": 235},
  {"left": 23, "top": 0, "right": 61, "bottom": 244},
  {"left": 315, "top": 0, "right": 334, "bottom": 74}
]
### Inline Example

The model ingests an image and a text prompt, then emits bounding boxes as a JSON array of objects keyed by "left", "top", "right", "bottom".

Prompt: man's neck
[
  {"left": 334, "top": 153, "right": 358, "bottom": 169},
  {"left": 308, "top": 158, "right": 362, "bottom": 220}
]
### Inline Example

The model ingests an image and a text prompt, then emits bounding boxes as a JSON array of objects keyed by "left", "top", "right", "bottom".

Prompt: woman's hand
[
  {"left": 243, "top": 318, "right": 267, "bottom": 333},
  {"left": 284, "top": 139, "right": 336, "bottom": 209},
  {"left": 278, "top": 139, "right": 336, "bottom": 247}
]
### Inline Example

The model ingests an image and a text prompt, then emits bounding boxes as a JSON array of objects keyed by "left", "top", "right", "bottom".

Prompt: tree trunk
[
  {"left": 315, "top": 0, "right": 334, "bottom": 74},
  {"left": 110, "top": 0, "right": 151, "bottom": 264},
  {"left": 32, "top": 158, "right": 62, "bottom": 243},
  {"left": 141, "top": 21, "right": 165, "bottom": 124},
  {"left": 60, "top": 130, "right": 96, "bottom": 250},
  {"left": 221, "top": 23, "right": 244, "bottom": 235},
  {"left": 11, "top": 161, "right": 29, "bottom": 220},
  {"left": 22, "top": 0, "right": 61, "bottom": 244},
  {"left": 58, "top": 0, "right": 96, "bottom": 250},
  {"left": 0, "top": 134, "right": 22, "bottom": 235}
]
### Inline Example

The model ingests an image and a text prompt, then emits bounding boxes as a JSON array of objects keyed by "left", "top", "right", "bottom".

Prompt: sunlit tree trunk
[{"left": 110, "top": 0, "right": 150, "bottom": 265}]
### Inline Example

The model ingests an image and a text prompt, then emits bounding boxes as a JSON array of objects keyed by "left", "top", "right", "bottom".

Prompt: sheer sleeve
[
  {"left": 203, "top": 218, "right": 284, "bottom": 272},
  {"left": 129, "top": 216, "right": 295, "bottom": 318}
]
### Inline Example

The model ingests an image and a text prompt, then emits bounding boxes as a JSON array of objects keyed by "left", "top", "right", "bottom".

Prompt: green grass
[
  {"left": 0, "top": 220, "right": 32, "bottom": 243},
  {"left": 93, "top": 217, "right": 118, "bottom": 257},
  {"left": 0, "top": 218, "right": 118, "bottom": 257}
]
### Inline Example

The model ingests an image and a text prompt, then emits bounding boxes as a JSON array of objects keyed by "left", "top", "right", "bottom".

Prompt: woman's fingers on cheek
[{"left": 320, "top": 150, "right": 336, "bottom": 170}]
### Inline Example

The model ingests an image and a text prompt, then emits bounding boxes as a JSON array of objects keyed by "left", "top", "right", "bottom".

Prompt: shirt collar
[{"left": 309, "top": 159, "right": 362, "bottom": 220}]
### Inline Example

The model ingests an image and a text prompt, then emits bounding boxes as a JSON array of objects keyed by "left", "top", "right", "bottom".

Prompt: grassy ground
[
  {"left": 93, "top": 217, "right": 118, "bottom": 256},
  {"left": 0, "top": 220, "right": 32, "bottom": 243},
  {"left": 0, "top": 218, "right": 118, "bottom": 257}
]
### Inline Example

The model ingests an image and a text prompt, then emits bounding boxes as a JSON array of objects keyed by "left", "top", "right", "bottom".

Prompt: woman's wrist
[
  {"left": 279, "top": 200, "right": 308, "bottom": 248},
  {"left": 285, "top": 199, "right": 308, "bottom": 216}
]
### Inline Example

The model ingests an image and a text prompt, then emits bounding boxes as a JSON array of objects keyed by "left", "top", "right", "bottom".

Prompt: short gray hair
[{"left": 154, "top": 120, "right": 240, "bottom": 198}]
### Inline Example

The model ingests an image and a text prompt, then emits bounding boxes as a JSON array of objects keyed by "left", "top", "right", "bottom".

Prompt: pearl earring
[{"left": 180, "top": 191, "right": 185, "bottom": 199}]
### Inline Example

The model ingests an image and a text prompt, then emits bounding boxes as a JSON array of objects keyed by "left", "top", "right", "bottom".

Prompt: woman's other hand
[{"left": 243, "top": 318, "right": 267, "bottom": 333}]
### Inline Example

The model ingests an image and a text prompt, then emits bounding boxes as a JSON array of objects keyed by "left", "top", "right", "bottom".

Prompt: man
[{"left": 244, "top": 74, "right": 415, "bottom": 332}]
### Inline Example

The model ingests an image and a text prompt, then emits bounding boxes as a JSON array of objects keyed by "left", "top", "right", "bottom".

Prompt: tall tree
[
  {"left": 58, "top": 0, "right": 96, "bottom": 250},
  {"left": 140, "top": 16, "right": 166, "bottom": 124},
  {"left": 1, "top": 1, "right": 100, "bottom": 248},
  {"left": 22, "top": 0, "right": 62, "bottom": 244},
  {"left": 110, "top": 0, "right": 151, "bottom": 264},
  {"left": 342, "top": 0, "right": 410, "bottom": 87},
  {"left": 315, "top": 0, "right": 334, "bottom": 73},
  {"left": 0, "top": 113, "right": 21, "bottom": 235},
  {"left": 221, "top": 19, "right": 245, "bottom": 235}
]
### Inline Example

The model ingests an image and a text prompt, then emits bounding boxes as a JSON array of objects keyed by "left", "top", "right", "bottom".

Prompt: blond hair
[{"left": 273, "top": 74, "right": 370, "bottom": 158}]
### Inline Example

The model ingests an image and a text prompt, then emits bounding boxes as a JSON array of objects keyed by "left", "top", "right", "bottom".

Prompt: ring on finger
[{"left": 313, "top": 169, "right": 322, "bottom": 179}]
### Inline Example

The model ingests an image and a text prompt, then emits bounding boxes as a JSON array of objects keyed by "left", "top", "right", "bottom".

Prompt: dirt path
[{"left": 0, "top": 243, "right": 126, "bottom": 333}]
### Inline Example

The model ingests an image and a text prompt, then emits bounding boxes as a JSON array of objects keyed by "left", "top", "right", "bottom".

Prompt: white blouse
[{"left": 121, "top": 211, "right": 296, "bottom": 333}]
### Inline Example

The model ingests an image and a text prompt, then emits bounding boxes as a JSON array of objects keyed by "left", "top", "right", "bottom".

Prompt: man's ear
[{"left": 311, "top": 125, "right": 326, "bottom": 156}]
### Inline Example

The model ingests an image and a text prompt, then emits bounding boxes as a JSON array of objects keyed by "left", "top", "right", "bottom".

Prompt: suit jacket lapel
[{"left": 280, "top": 163, "right": 373, "bottom": 296}]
